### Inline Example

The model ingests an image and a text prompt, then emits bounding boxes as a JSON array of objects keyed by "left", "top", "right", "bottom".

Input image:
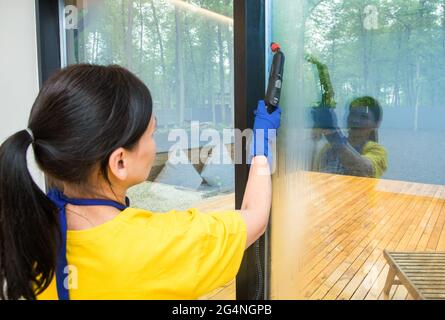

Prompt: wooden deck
[
  {"left": 284, "top": 172, "right": 445, "bottom": 300},
  {"left": 194, "top": 172, "right": 445, "bottom": 300}
]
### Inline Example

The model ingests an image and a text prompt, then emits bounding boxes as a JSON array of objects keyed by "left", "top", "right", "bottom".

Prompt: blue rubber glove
[
  {"left": 311, "top": 106, "right": 347, "bottom": 147},
  {"left": 249, "top": 100, "right": 281, "bottom": 163},
  {"left": 311, "top": 106, "right": 338, "bottom": 130}
]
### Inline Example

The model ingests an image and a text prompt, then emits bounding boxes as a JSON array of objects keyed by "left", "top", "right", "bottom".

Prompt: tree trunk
[
  {"left": 393, "top": 30, "right": 403, "bottom": 108},
  {"left": 361, "top": 6, "right": 370, "bottom": 93},
  {"left": 414, "top": 59, "right": 421, "bottom": 131},
  {"left": 150, "top": 0, "right": 168, "bottom": 108},
  {"left": 183, "top": 14, "right": 200, "bottom": 108},
  {"left": 403, "top": 26, "right": 414, "bottom": 110},
  {"left": 217, "top": 24, "right": 226, "bottom": 126},
  {"left": 442, "top": 0, "right": 445, "bottom": 57},
  {"left": 413, "top": 0, "right": 427, "bottom": 131},
  {"left": 92, "top": 30, "right": 98, "bottom": 63},
  {"left": 175, "top": 8, "right": 186, "bottom": 124},
  {"left": 138, "top": 0, "right": 144, "bottom": 71},
  {"left": 227, "top": 25, "right": 234, "bottom": 126},
  {"left": 124, "top": 0, "right": 134, "bottom": 69}
]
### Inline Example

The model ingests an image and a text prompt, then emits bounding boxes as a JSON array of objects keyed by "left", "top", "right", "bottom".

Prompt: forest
[
  {"left": 304, "top": 0, "right": 445, "bottom": 130},
  {"left": 65, "top": 0, "right": 234, "bottom": 130},
  {"left": 64, "top": 0, "right": 445, "bottom": 133}
]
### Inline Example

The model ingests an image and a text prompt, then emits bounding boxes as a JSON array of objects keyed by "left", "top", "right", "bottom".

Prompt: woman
[
  {"left": 0, "top": 64, "right": 281, "bottom": 300},
  {"left": 313, "top": 96, "right": 388, "bottom": 178},
  {"left": 306, "top": 55, "right": 387, "bottom": 179}
]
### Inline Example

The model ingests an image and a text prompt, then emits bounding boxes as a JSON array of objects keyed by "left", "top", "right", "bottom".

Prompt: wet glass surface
[{"left": 269, "top": 0, "right": 445, "bottom": 299}]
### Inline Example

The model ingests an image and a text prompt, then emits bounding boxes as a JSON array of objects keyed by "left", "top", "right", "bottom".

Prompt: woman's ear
[{"left": 108, "top": 147, "right": 128, "bottom": 181}]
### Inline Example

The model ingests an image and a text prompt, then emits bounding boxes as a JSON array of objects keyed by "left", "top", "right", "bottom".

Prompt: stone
[{"left": 155, "top": 149, "right": 203, "bottom": 190}]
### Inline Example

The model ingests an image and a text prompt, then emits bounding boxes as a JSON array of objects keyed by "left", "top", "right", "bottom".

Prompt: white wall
[{"left": 0, "top": 0, "right": 45, "bottom": 187}]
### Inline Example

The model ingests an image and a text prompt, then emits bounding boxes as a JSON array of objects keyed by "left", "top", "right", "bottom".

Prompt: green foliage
[
  {"left": 304, "top": 0, "right": 445, "bottom": 110},
  {"left": 67, "top": 0, "right": 234, "bottom": 127}
]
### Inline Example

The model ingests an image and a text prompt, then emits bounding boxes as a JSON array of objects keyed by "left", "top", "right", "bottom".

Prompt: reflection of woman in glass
[
  {"left": 312, "top": 97, "right": 388, "bottom": 178},
  {"left": 308, "top": 55, "right": 388, "bottom": 178}
]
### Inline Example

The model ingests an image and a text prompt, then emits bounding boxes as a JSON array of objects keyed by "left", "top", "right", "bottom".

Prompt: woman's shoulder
[
  {"left": 122, "top": 207, "right": 245, "bottom": 233},
  {"left": 363, "top": 141, "right": 387, "bottom": 155}
]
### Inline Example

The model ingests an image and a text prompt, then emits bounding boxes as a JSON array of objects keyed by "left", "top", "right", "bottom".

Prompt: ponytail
[
  {"left": 0, "top": 130, "right": 59, "bottom": 300},
  {"left": 0, "top": 64, "right": 153, "bottom": 299}
]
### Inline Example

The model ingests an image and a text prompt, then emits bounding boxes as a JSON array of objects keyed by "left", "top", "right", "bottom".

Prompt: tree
[{"left": 174, "top": 6, "right": 186, "bottom": 125}]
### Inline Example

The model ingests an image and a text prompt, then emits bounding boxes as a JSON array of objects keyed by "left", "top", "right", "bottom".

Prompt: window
[
  {"left": 62, "top": 0, "right": 235, "bottom": 211},
  {"left": 269, "top": 0, "right": 445, "bottom": 300}
]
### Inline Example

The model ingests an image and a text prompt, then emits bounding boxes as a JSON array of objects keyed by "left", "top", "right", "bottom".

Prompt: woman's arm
[
  {"left": 239, "top": 156, "right": 272, "bottom": 249},
  {"left": 331, "top": 139, "right": 374, "bottom": 177},
  {"left": 323, "top": 129, "right": 374, "bottom": 177},
  {"left": 237, "top": 101, "right": 281, "bottom": 249}
]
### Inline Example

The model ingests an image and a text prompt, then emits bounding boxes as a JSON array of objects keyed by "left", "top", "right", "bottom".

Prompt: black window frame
[{"left": 35, "top": 0, "right": 268, "bottom": 300}]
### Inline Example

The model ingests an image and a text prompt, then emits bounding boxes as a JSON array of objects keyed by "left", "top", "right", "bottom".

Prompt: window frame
[{"left": 35, "top": 0, "right": 268, "bottom": 300}]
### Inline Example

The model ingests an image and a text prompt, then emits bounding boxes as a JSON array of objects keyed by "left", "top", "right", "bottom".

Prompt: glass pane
[
  {"left": 62, "top": 0, "right": 235, "bottom": 212},
  {"left": 270, "top": 0, "right": 445, "bottom": 299}
]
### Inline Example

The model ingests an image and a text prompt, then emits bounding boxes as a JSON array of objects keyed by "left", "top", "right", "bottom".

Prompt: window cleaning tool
[
  {"left": 249, "top": 43, "right": 285, "bottom": 300},
  {"left": 265, "top": 43, "right": 285, "bottom": 113}
]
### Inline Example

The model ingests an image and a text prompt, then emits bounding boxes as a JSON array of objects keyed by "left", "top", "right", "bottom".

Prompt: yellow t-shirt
[
  {"left": 314, "top": 141, "right": 388, "bottom": 179},
  {"left": 362, "top": 141, "right": 388, "bottom": 179},
  {"left": 38, "top": 207, "right": 247, "bottom": 300}
]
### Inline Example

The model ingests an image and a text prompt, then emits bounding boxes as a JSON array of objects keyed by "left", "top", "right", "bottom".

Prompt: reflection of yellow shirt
[
  {"left": 315, "top": 141, "right": 388, "bottom": 178},
  {"left": 362, "top": 141, "right": 388, "bottom": 178},
  {"left": 38, "top": 208, "right": 246, "bottom": 300}
]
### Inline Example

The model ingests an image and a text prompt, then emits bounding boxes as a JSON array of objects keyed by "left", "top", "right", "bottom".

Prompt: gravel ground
[
  {"left": 379, "top": 129, "right": 445, "bottom": 185},
  {"left": 127, "top": 181, "right": 233, "bottom": 212},
  {"left": 127, "top": 182, "right": 206, "bottom": 212}
]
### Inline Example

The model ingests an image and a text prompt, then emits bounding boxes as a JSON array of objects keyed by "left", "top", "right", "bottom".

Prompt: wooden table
[{"left": 383, "top": 251, "right": 445, "bottom": 300}]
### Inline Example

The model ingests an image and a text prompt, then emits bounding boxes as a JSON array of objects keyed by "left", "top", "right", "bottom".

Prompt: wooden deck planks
[
  {"left": 350, "top": 188, "right": 422, "bottom": 300},
  {"left": 318, "top": 186, "right": 424, "bottom": 299},
  {"left": 193, "top": 172, "right": 445, "bottom": 300},
  {"left": 303, "top": 177, "right": 417, "bottom": 298},
  {"left": 299, "top": 174, "right": 445, "bottom": 300},
  {"left": 306, "top": 189, "right": 403, "bottom": 299}
]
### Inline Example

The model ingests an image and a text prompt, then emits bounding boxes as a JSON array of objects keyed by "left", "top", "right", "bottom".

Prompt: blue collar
[{"left": 46, "top": 188, "right": 130, "bottom": 300}]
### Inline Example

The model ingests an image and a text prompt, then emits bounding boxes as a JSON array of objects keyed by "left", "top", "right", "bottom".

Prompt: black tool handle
[{"left": 265, "top": 46, "right": 285, "bottom": 114}]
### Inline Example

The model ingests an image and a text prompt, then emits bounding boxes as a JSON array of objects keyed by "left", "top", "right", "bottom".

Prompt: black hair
[
  {"left": 349, "top": 96, "right": 383, "bottom": 142},
  {"left": 349, "top": 96, "right": 383, "bottom": 124},
  {"left": 0, "top": 64, "right": 152, "bottom": 299}
]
